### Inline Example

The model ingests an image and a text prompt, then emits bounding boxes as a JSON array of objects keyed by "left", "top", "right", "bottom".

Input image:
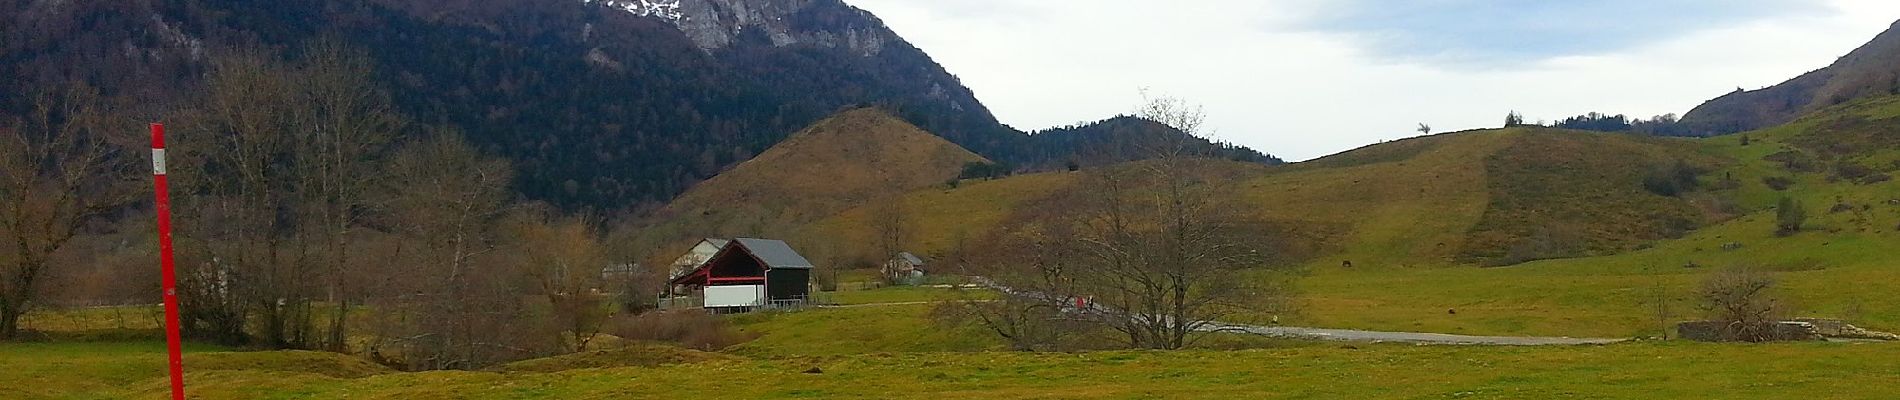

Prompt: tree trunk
[
  {"left": 0, "top": 302, "right": 22, "bottom": 340},
  {"left": 328, "top": 298, "right": 349, "bottom": 352}
]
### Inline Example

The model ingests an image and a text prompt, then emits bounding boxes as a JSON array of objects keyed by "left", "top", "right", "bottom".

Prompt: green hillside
[{"left": 1296, "top": 95, "right": 1900, "bottom": 337}]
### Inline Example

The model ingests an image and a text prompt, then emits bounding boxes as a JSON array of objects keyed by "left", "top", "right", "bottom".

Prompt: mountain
[
  {"left": 2, "top": 0, "right": 1270, "bottom": 211},
  {"left": 1025, "top": 116, "right": 1283, "bottom": 168},
  {"left": 1679, "top": 20, "right": 1900, "bottom": 136}
]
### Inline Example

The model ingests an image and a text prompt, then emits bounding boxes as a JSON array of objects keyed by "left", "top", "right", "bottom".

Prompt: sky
[{"left": 847, "top": 0, "right": 1900, "bottom": 161}]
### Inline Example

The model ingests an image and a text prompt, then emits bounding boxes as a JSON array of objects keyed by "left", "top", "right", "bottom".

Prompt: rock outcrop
[{"left": 588, "top": 0, "right": 893, "bottom": 56}]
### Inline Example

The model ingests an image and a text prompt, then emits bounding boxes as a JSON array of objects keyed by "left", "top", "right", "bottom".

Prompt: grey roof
[
  {"left": 704, "top": 238, "right": 731, "bottom": 248},
  {"left": 898, "top": 252, "right": 925, "bottom": 266},
  {"left": 734, "top": 238, "right": 814, "bottom": 269}
]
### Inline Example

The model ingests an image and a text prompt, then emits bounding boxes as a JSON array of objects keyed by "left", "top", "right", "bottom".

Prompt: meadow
[{"left": 8, "top": 304, "right": 1900, "bottom": 399}]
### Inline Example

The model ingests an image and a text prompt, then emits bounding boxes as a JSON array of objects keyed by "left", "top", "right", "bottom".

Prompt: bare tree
[
  {"left": 942, "top": 223, "right": 1090, "bottom": 351},
  {"left": 0, "top": 84, "right": 138, "bottom": 339},
  {"left": 870, "top": 197, "right": 909, "bottom": 285},
  {"left": 1697, "top": 267, "right": 1782, "bottom": 342},
  {"left": 957, "top": 93, "right": 1292, "bottom": 350},
  {"left": 602, "top": 221, "right": 666, "bottom": 313},
  {"left": 165, "top": 42, "right": 403, "bottom": 348},
  {"left": 369, "top": 132, "right": 540, "bottom": 370},
  {"left": 1417, "top": 123, "right": 1433, "bottom": 135},
  {"left": 1641, "top": 279, "right": 1674, "bottom": 339},
  {"left": 504, "top": 210, "right": 610, "bottom": 352},
  {"left": 290, "top": 41, "right": 405, "bottom": 351},
  {"left": 1063, "top": 161, "right": 1282, "bottom": 349}
]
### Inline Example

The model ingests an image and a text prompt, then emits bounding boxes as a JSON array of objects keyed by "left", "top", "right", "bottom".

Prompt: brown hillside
[
  {"left": 1681, "top": 20, "right": 1900, "bottom": 135},
  {"left": 633, "top": 108, "right": 989, "bottom": 261}
]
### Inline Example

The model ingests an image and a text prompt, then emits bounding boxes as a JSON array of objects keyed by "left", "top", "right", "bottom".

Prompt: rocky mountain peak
[{"left": 584, "top": 0, "right": 890, "bottom": 56}]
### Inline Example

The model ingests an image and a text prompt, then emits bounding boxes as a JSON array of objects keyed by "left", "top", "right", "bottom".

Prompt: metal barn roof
[{"left": 734, "top": 238, "right": 814, "bottom": 269}]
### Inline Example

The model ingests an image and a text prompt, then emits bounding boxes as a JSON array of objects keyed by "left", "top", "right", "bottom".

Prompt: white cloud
[{"left": 849, "top": 0, "right": 1900, "bottom": 160}]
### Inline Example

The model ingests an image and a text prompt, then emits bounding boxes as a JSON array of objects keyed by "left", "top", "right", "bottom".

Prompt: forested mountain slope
[{"left": 0, "top": 0, "right": 1275, "bottom": 211}]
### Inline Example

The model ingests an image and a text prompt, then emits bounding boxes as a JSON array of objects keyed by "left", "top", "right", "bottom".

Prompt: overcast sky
[{"left": 847, "top": 0, "right": 1900, "bottom": 161}]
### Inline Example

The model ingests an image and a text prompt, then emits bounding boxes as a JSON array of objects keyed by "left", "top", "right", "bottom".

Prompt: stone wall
[
  {"left": 1677, "top": 320, "right": 1825, "bottom": 342},
  {"left": 1791, "top": 318, "right": 1900, "bottom": 340}
]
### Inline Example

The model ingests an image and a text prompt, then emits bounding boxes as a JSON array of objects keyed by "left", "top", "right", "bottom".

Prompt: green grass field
[
  {"left": 7, "top": 278, "right": 1900, "bottom": 399},
  {"left": 9, "top": 320, "right": 1900, "bottom": 399}
]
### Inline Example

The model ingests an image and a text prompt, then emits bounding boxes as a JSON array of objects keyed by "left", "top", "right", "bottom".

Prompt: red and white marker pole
[{"left": 151, "top": 123, "right": 185, "bottom": 400}]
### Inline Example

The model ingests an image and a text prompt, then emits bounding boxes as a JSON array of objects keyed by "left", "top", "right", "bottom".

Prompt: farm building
[
  {"left": 600, "top": 263, "right": 643, "bottom": 282},
  {"left": 667, "top": 238, "right": 731, "bottom": 281},
  {"left": 666, "top": 238, "right": 814, "bottom": 312},
  {"left": 883, "top": 252, "right": 927, "bottom": 285}
]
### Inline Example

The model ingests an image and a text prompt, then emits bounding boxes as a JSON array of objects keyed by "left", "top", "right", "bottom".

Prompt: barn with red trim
[{"left": 666, "top": 238, "right": 813, "bottom": 311}]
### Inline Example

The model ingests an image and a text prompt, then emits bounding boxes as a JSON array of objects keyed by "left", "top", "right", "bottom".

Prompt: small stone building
[{"left": 882, "top": 252, "right": 926, "bottom": 285}]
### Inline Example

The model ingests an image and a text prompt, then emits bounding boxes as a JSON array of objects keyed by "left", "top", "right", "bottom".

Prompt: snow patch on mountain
[
  {"left": 582, "top": 0, "right": 683, "bottom": 22},
  {"left": 585, "top": 0, "right": 889, "bottom": 57}
]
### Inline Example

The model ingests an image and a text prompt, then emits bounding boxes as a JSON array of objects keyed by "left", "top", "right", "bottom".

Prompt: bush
[
  {"left": 606, "top": 310, "right": 758, "bottom": 351},
  {"left": 1695, "top": 267, "right": 1784, "bottom": 342},
  {"left": 1641, "top": 160, "right": 1704, "bottom": 197},
  {"left": 1862, "top": 173, "right": 1893, "bottom": 184},
  {"left": 958, "top": 161, "right": 1012, "bottom": 180},
  {"left": 1830, "top": 162, "right": 1882, "bottom": 184},
  {"left": 1764, "top": 151, "right": 1817, "bottom": 172},
  {"left": 813, "top": 268, "right": 839, "bottom": 292},
  {"left": 1776, "top": 197, "right": 1807, "bottom": 237},
  {"left": 1486, "top": 228, "right": 1577, "bottom": 267},
  {"left": 1762, "top": 176, "right": 1795, "bottom": 191}
]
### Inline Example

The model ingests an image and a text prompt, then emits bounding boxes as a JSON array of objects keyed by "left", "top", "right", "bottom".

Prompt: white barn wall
[{"left": 704, "top": 285, "right": 765, "bottom": 308}]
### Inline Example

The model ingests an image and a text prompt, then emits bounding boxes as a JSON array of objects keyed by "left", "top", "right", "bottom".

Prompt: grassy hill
[
  {"left": 793, "top": 127, "right": 1715, "bottom": 270},
  {"left": 1294, "top": 95, "right": 1900, "bottom": 337},
  {"left": 629, "top": 107, "right": 991, "bottom": 262}
]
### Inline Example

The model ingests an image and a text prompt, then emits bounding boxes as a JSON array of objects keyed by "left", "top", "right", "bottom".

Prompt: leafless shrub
[
  {"left": 1762, "top": 176, "right": 1795, "bottom": 191},
  {"left": 605, "top": 310, "right": 756, "bottom": 351},
  {"left": 1696, "top": 267, "right": 1783, "bottom": 342}
]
